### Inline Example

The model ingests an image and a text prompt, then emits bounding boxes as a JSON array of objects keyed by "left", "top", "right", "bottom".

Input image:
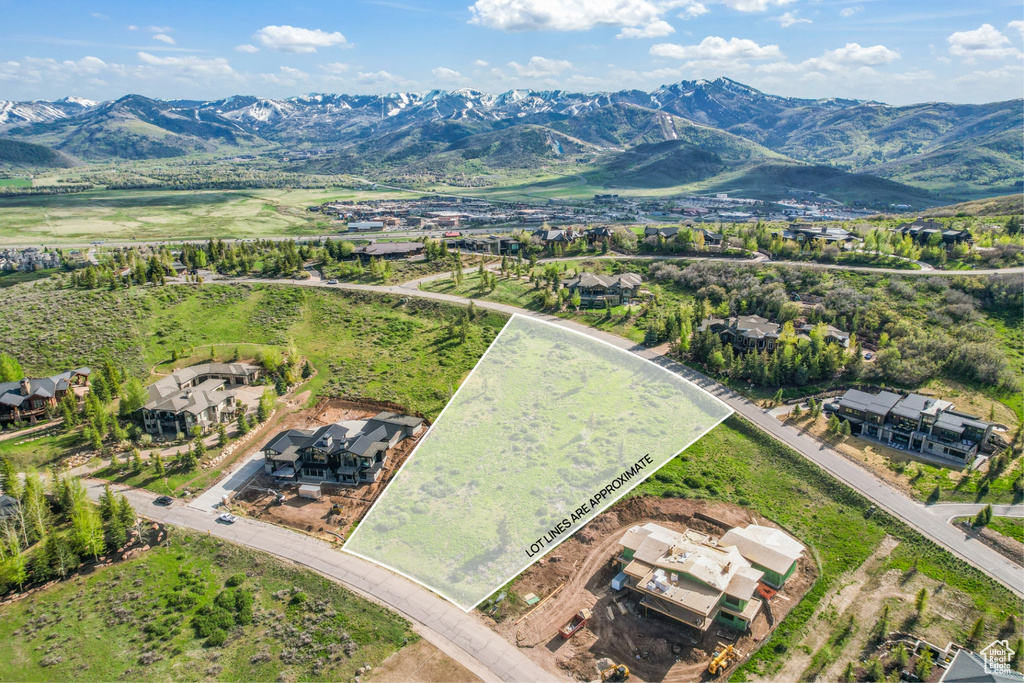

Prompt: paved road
[
  {"left": 929, "top": 503, "right": 1024, "bottom": 523},
  {"left": 276, "top": 275, "right": 1024, "bottom": 596},
  {"left": 83, "top": 478, "right": 556, "bottom": 683}
]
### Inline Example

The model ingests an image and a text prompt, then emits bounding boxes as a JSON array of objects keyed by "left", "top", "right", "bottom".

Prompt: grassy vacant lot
[
  {"left": 0, "top": 185, "right": 422, "bottom": 244},
  {"left": 988, "top": 515, "right": 1024, "bottom": 543},
  {"left": 0, "top": 529, "right": 415, "bottom": 682},
  {"left": 0, "top": 282, "right": 507, "bottom": 421},
  {"left": 634, "top": 416, "right": 1022, "bottom": 680},
  {"left": 0, "top": 268, "right": 57, "bottom": 287}
]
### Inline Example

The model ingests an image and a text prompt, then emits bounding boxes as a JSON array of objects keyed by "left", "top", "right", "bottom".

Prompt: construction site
[
  {"left": 490, "top": 497, "right": 816, "bottom": 683},
  {"left": 232, "top": 398, "right": 426, "bottom": 543}
]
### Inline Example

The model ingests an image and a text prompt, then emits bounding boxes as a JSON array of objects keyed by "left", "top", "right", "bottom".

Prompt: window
[
  {"left": 304, "top": 467, "right": 327, "bottom": 479},
  {"left": 724, "top": 595, "right": 740, "bottom": 607}
]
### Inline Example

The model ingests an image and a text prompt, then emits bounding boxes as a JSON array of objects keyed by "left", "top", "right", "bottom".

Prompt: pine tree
[
  {"left": 109, "top": 449, "right": 120, "bottom": 468},
  {"left": 840, "top": 662, "right": 855, "bottom": 683},
  {"left": 892, "top": 642, "right": 909, "bottom": 670},
  {"left": 772, "top": 389, "right": 784, "bottom": 406},
  {"left": 915, "top": 587, "right": 929, "bottom": 615},
  {"left": 841, "top": 419, "right": 852, "bottom": 437},
  {"left": 967, "top": 617, "right": 985, "bottom": 647},
  {"left": 130, "top": 448, "right": 144, "bottom": 474},
  {"left": 827, "top": 414, "right": 840, "bottom": 435},
  {"left": 0, "top": 457, "right": 21, "bottom": 500},
  {"left": 153, "top": 451, "right": 165, "bottom": 476},
  {"left": 217, "top": 422, "right": 228, "bottom": 447},
  {"left": 98, "top": 483, "right": 116, "bottom": 521},
  {"left": 791, "top": 403, "right": 803, "bottom": 419},
  {"left": 914, "top": 648, "right": 933, "bottom": 680},
  {"left": 237, "top": 411, "right": 250, "bottom": 435}
]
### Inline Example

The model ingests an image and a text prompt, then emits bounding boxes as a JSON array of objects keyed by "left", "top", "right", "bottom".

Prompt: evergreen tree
[
  {"left": 98, "top": 483, "right": 116, "bottom": 521},
  {"left": 841, "top": 419, "right": 852, "bottom": 437},
  {"left": 152, "top": 451, "right": 165, "bottom": 476},
  {"left": 914, "top": 649, "right": 933, "bottom": 680},
  {"left": 791, "top": 403, "right": 803, "bottom": 419},
  {"left": 915, "top": 587, "right": 929, "bottom": 615},
  {"left": 237, "top": 411, "right": 250, "bottom": 435},
  {"left": 193, "top": 437, "right": 206, "bottom": 460},
  {"left": 0, "top": 457, "right": 21, "bottom": 500},
  {"left": 218, "top": 422, "right": 228, "bottom": 447},
  {"left": 967, "top": 617, "right": 985, "bottom": 647},
  {"left": 130, "top": 448, "right": 144, "bottom": 473},
  {"left": 827, "top": 414, "right": 840, "bottom": 435}
]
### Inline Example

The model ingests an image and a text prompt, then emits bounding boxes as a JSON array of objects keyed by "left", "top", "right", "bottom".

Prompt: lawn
[
  {"left": 0, "top": 529, "right": 416, "bottom": 682},
  {"left": 0, "top": 282, "right": 508, "bottom": 421},
  {"left": 988, "top": 515, "right": 1024, "bottom": 544},
  {"left": 633, "top": 416, "right": 1023, "bottom": 679},
  {"left": 0, "top": 177, "right": 32, "bottom": 188},
  {"left": 0, "top": 428, "right": 84, "bottom": 471},
  {"left": 0, "top": 268, "right": 58, "bottom": 287}
]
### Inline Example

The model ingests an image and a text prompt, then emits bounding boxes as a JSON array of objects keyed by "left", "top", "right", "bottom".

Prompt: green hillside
[{"left": 0, "top": 138, "right": 73, "bottom": 168}]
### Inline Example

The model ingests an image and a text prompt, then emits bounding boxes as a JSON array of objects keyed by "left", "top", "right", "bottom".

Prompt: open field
[
  {"left": 0, "top": 282, "right": 507, "bottom": 420},
  {"left": 0, "top": 186, "right": 417, "bottom": 244},
  {"left": 0, "top": 528, "right": 417, "bottom": 682}
]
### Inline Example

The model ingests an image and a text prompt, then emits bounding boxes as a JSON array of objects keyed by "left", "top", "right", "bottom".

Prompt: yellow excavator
[
  {"left": 600, "top": 664, "right": 630, "bottom": 681},
  {"left": 708, "top": 645, "right": 737, "bottom": 675}
]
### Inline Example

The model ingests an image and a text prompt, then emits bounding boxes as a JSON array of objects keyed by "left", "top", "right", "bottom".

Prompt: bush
[
  {"left": 225, "top": 573, "right": 246, "bottom": 587},
  {"left": 192, "top": 606, "right": 235, "bottom": 638},
  {"left": 204, "top": 629, "right": 227, "bottom": 648}
]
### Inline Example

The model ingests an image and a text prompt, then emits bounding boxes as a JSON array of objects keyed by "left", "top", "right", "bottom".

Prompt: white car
[
  {"left": 217, "top": 513, "right": 238, "bottom": 524},
  {"left": 327, "top": 279, "right": 339, "bottom": 284}
]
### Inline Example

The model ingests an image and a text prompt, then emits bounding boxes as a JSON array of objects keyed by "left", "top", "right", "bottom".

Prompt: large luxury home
[
  {"left": 698, "top": 315, "right": 850, "bottom": 353},
  {"left": 139, "top": 363, "right": 261, "bottom": 436},
  {"left": 561, "top": 272, "right": 643, "bottom": 308},
  {"left": 0, "top": 368, "right": 90, "bottom": 424},
  {"left": 614, "top": 522, "right": 804, "bottom": 633},
  {"left": 772, "top": 224, "right": 859, "bottom": 246},
  {"left": 832, "top": 389, "right": 996, "bottom": 465},
  {"left": 261, "top": 411, "right": 425, "bottom": 485},
  {"left": 893, "top": 219, "right": 973, "bottom": 247}
]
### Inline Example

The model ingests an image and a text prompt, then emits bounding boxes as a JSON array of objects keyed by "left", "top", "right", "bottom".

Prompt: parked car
[
  {"left": 217, "top": 513, "right": 238, "bottom": 524},
  {"left": 327, "top": 279, "right": 338, "bottom": 284},
  {"left": 153, "top": 496, "right": 173, "bottom": 506},
  {"left": 864, "top": 352, "right": 874, "bottom": 360}
]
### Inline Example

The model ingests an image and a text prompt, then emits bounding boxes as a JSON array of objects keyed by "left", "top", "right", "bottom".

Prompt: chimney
[
  {"left": 19, "top": 378, "right": 30, "bottom": 396},
  {"left": 820, "top": 226, "right": 827, "bottom": 234}
]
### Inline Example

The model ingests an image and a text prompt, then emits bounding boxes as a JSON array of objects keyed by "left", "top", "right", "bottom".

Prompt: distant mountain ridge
[{"left": 1, "top": 78, "right": 1020, "bottom": 196}]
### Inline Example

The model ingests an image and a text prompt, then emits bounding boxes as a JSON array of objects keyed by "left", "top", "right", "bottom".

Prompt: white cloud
[
  {"left": 1009, "top": 20, "right": 1024, "bottom": 37},
  {"left": 474, "top": 59, "right": 490, "bottom": 67},
  {"left": 469, "top": 0, "right": 705, "bottom": 34},
  {"left": 507, "top": 55, "right": 574, "bottom": 77},
  {"left": 839, "top": 6, "right": 861, "bottom": 18},
  {"left": 136, "top": 52, "right": 236, "bottom": 78},
  {"left": 678, "top": 3, "right": 708, "bottom": 18},
  {"left": 714, "top": 0, "right": 795, "bottom": 11},
  {"left": 92, "top": 12, "right": 108, "bottom": 19},
  {"left": 260, "top": 66, "right": 310, "bottom": 87},
  {"left": 152, "top": 34, "right": 176, "bottom": 45},
  {"left": 356, "top": 70, "right": 398, "bottom": 84},
  {"left": 253, "top": 25, "right": 349, "bottom": 53},
  {"left": 147, "top": 25, "right": 172, "bottom": 33},
  {"left": 431, "top": 66, "right": 467, "bottom": 83},
  {"left": 235, "top": 44, "right": 259, "bottom": 53},
  {"left": 618, "top": 20, "right": 675, "bottom": 39},
  {"left": 773, "top": 11, "right": 810, "bottom": 28},
  {"left": 823, "top": 42, "right": 899, "bottom": 66},
  {"left": 319, "top": 62, "right": 350, "bottom": 74},
  {"left": 948, "top": 24, "right": 1023, "bottom": 60},
  {"left": 127, "top": 25, "right": 138, "bottom": 31},
  {"left": 651, "top": 36, "right": 782, "bottom": 60}
]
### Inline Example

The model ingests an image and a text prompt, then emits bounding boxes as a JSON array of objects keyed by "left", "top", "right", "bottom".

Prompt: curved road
[
  {"left": 278, "top": 270, "right": 1024, "bottom": 596},
  {"left": 84, "top": 478, "right": 554, "bottom": 683}
]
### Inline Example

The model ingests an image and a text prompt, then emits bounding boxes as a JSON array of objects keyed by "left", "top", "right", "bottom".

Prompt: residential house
[
  {"left": 699, "top": 316, "right": 849, "bottom": 353},
  {"left": 584, "top": 226, "right": 615, "bottom": 243},
  {"left": 616, "top": 523, "right": 766, "bottom": 632},
  {"left": 139, "top": 363, "right": 260, "bottom": 436},
  {"left": 350, "top": 242, "right": 425, "bottom": 261},
  {"left": 0, "top": 247, "right": 62, "bottom": 272},
  {"left": 561, "top": 272, "right": 643, "bottom": 308},
  {"left": 532, "top": 228, "right": 574, "bottom": 246},
  {"left": 772, "top": 224, "right": 858, "bottom": 246},
  {"left": 697, "top": 229, "right": 724, "bottom": 246},
  {"left": 833, "top": 389, "right": 996, "bottom": 465},
  {"left": 0, "top": 368, "right": 90, "bottom": 424},
  {"left": 643, "top": 226, "right": 680, "bottom": 239},
  {"left": 262, "top": 412, "right": 425, "bottom": 485},
  {"left": 453, "top": 236, "right": 520, "bottom": 256},
  {"left": 718, "top": 525, "right": 805, "bottom": 588},
  {"left": 894, "top": 219, "right": 973, "bottom": 247}
]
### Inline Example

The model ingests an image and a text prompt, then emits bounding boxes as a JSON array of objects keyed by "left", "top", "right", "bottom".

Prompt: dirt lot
[
  {"left": 233, "top": 399, "right": 426, "bottom": 542},
  {"left": 369, "top": 639, "right": 482, "bottom": 683},
  {"left": 489, "top": 497, "right": 817, "bottom": 683}
]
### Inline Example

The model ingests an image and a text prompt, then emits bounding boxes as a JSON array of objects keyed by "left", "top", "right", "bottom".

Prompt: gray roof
[
  {"left": 940, "top": 649, "right": 1024, "bottom": 683},
  {"left": 263, "top": 412, "right": 422, "bottom": 462},
  {"left": 356, "top": 242, "right": 423, "bottom": 257},
  {"left": 142, "top": 363, "right": 257, "bottom": 415},
  {"left": 837, "top": 389, "right": 903, "bottom": 415},
  {"left": 562, "top": 272, "right": 642, "bottom": 290},
  {"left": 0, "top": 367, "right": 90, "bottom": 408}
]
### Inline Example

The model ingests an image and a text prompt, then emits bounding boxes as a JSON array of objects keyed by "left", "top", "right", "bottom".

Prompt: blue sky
[{"left": 1, "top": 0, "right": 1021, "bottom": 104}]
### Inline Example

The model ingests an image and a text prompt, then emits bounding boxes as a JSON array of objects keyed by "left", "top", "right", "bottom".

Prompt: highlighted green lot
[{"left": 344, "top": 314, "right": 731, "bottom": 609}]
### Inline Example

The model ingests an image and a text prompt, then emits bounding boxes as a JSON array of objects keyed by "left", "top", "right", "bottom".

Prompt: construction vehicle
[
  {"left": 600, "top": 664, "right": 630, "bottom": 681},
  {"left": 708, "top": 645, "right": 737, "bottom": 675}
]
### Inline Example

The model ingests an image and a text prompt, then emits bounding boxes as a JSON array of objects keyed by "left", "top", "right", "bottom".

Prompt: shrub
[
  {"left": 205, "top": 629, "right": 227, "bottom": 648},
  {"left": 225, "top": 573, "right": 246, "bottom": 587},
  {"left": 192, "top": 606, "right": 235, "bottom": 638}
]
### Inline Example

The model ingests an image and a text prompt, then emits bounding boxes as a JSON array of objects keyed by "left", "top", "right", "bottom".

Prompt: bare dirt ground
[
  {"left": 489, "top": 497, "right": 816, "bottom": 683},
  {"left": 369, "top": 639, "right": 482, "bottom": 683},
  {"left": 234, "top": 399, "right": 426, "bottom": 542}
]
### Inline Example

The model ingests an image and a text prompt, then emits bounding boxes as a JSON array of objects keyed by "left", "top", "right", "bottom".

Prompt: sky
[{"left": 0, "top": 0, "right": 1022, "bottom": 105}]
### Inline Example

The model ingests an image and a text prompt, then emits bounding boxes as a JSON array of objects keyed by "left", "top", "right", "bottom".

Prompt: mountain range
[{"left": 1, "top": 78, "right": 1020, "bottom": 201}]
